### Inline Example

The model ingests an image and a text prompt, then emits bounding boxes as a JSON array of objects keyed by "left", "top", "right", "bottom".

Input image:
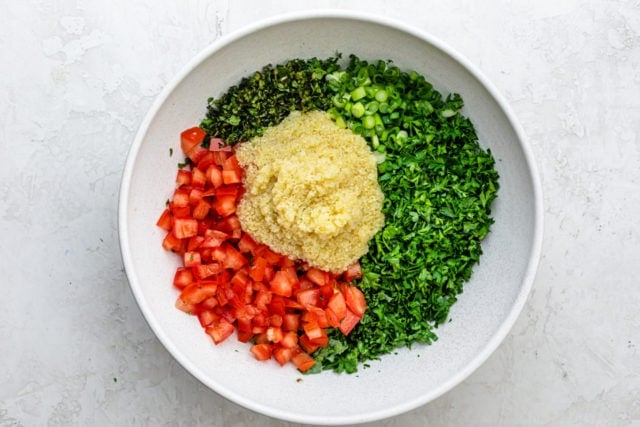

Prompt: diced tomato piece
[
  {"left": 206, "top": 165, "right": 223, "bottom": 188},
  {"left": 343, "top": 262, "right": 363, "bottom": 281},
  {"left": 342, "top": 284, "right": 367, "bottom": 317},
  {"left": 200, "top": 296, "right": 218, "bottom": 310},
  {"left": 176, "top": 169, "right": 192, "bottom": 187},
  {"left": 327, "top": 291, "right": 347, "bottom": 320},
  {"left": 172, "top": 188, "right": 190, "bottom": 208},
  {"left": 173, "top": 217, "right": 198, "bottom": 239},
  {"left": 308, "top": 329, "right": 328, "bottom": 347},
  {"left": 212, "top": 150, "right": 231, "bottom": 166},
  {"left": 205, "top": 319, "right": 235, "bottom": 344},
  {"left": 296, "top": 288, "right": 320, "bottom": 307},
  {"left": 268, "top": 295, "right": 286, "bottom": 317},
  {"left": 194, "top": 262, "right": 221, "bottom": 280},
  {"left": 282, "top": 313, "right": 300, "bottom": 332},
  {"left": 200, "top": 229, "right": 228, "bottom": 248},
  {"left": 222, "top": 169, "right": 242, "bottom": 185},
  {"left": 191, "top": 167, "right": 206, "bottom": 188},
  {"left": 212, "top": 244, "right": 247, "bottom": 271},
  {"left": 187, "top": 235, "right": 204, "bottom": 251},
  {"left": 213, "top": 195, "right": 237, "bottom": 217},
  {"left": 162, "top": 232, "right": 184, "bottom": 253},
  {"left": 173, "top": 267, "right": 194, "bottom": 289},
  {"left": 213, "top": 214, "right": 242, "bottom": 238},
  {"left": 178, "top": 281, "right": 218, "bottom": 305},
  {"left": 303, "top": 317, "right": 324, "bottom": 341},
  {"left": 270, "top": 270, "right": 295, "bottom": 297},
  {"left": 280, "top": 331, "right": 298, "bottom": 348},
  {"left": 273, "top": 347, "right": 294, "bottom": 366},
  {"left": 156, "top": 208, "right": 172, "bottom": 231},
  {"left": 191, "top": 200, "right": 210, "bottom": 220},
  {"left": 292, "top": 349, "right": 317, "bottom": 372},
  {"left": 181, "top": 127, "right": 207, "bottom": 159},
  {"left": 253, "top": 290, "right": 272, "bottom": 312},
  {"left": 237, "top": 233, "right": 258, "bottom": 253},
  {"left": 223, "top": 154, "right": 241, "bottom": 173},
  {"left": 175, "top": 297, "right": 194, "bottom": 314},
  {"left": 183, "top": 251, "right": 201, "bottom": 267},
  {"left": 324, "top": 307, "right": 341, "bottom": 328},
  {"left": 195, "top": 151, "right": 216, "bottom": 172},
  {"left": 266, "top": 326, "right": 283, "bottom": 343},
  {"left": 339, "top": 308, "right": 362, "bottom": 336},
  {"left": 306, "top": 268, "right": 329, "bottom": 286},
  {"left": 197, "top": 310, "right": 217, "bottom": 327},
  {"left": 236, "top": 329, "right": 253, "bottom": 343},
  {"left": 248, "top": 256, "right": 267, "bottom": 282},
  {"left": 250, "top": 343, "right": 272, "bottom": 361},
  {"left": 306, "top": 306, "right": 330, "bottom": 329}
]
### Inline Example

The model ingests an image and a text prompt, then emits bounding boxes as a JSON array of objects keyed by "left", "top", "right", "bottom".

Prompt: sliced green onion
[
  {"left": 351, "top": 102, "right": 365, "bottom": 118},
  {"left": 351, "top": 86, "right": 367, "bottom": 101}
]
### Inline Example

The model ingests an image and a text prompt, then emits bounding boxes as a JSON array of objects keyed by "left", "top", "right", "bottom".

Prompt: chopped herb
[
  {"left": 177, "top": 157, "right": 192, "bottom": 169},
  {"left": 169, "top": 147, "right": 173, "bottom": 157},
  {"left": 197, "top": 54, "right": 499, "bottom": 373}
]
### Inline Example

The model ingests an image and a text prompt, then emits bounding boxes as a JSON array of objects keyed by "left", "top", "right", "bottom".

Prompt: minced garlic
[{"left": 236, "top": 110, "right": 384, "bottom": 273}]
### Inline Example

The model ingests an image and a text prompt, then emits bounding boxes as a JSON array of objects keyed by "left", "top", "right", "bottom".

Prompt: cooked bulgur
[{"left": 236, "top": 110, "right": 384, "bottom": 273}]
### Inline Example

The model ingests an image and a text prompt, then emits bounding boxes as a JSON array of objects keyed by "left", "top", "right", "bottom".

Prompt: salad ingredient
[
  {"left": 201, "top": 57, "right": 341, "bottom": 145},
  {"left": 236, "top": 110, "right": 384, "bottom": 273},
  {"left": 311, "top": 55, "right": 499, "bottom": 373},
  {"left": 196, "top": 55, "right": 499, "bottom": 374},
  {"left": 158, "top": 135, "right": 368, "bottom": 372}
]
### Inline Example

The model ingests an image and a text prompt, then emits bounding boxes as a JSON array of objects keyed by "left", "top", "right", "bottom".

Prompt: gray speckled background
[{"left": 1, "top": 1, "right": 639, "bottom": 425}]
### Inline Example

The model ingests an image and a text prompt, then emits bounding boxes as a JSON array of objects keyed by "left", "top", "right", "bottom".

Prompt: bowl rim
[{"left": 118, "top": 9, "right": 544, "bottom": 425}]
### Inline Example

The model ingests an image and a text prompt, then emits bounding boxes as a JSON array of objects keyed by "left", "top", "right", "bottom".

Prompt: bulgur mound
[{"left": 236, "top": 110, "right": 384, "bottom": 273}]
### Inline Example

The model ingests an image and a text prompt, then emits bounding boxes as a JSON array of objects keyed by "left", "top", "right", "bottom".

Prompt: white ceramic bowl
[{"left": 119, "top": 10, "right": 543, "bottom": 425}]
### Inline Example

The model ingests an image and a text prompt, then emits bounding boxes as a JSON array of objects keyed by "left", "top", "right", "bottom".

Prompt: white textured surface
[{"left": 1, "top": 1, "right": 638, "bottom": 426}]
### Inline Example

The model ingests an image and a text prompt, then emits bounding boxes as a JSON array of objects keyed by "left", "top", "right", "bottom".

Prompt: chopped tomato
[
  {"left": 291, "top": 351, "right": 316, "bottom": 373},
  {"left": 173, "top": 218, "right": 198, "bottom": 239},
  {"left": 173, "top": 267, "right": 194, "bottom": 289},
  {"left": 181, "top": 127, "right": 207, "bottom": 161},
  {"left": 327, "top": 291, "right": 347, "bottom": 320},
  {"left": 158, "top": 132, "right": 369, "bottom": 372},
  {"left": 343, "top": 262, "right": 363, "bottom": 281},
  {"left": 156, "top": 208, "right": 172, "bottom": 231},
  {"left": 205, "top": 319, "right": 235, "bottom": 344},
  {"left": 342, "top": 284, "right": 367, "bottom": 317},
  {"left": 339, "top": 308, "right": 362, "bottom": 336},
  {"left": 250, "top": 343, "right": 273, "bottom": 361},
  {"left": 270, "top": 270, "right": 295, "bottom": 297}
]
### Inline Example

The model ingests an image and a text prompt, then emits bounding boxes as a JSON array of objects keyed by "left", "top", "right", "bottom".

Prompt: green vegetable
[
  {"left": 200, "top": 56, "right": 341, "bottom": 144},
  {"left": 199, "top": 54, "right": 499, "bottom": 374}
]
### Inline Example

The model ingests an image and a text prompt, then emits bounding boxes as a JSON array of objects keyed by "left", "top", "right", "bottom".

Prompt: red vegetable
[{"left": 157, "top": 132, "right": 367, "bottom": 372}]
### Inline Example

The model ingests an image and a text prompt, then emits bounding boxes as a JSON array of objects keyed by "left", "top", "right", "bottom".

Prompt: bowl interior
[{"left": 120, "top": 12, "right": 541, "bottom": 425}]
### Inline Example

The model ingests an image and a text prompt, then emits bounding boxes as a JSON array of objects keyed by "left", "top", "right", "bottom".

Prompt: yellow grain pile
[{"left": 236, "top": 110, "right": 384, "bottom": 273}]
